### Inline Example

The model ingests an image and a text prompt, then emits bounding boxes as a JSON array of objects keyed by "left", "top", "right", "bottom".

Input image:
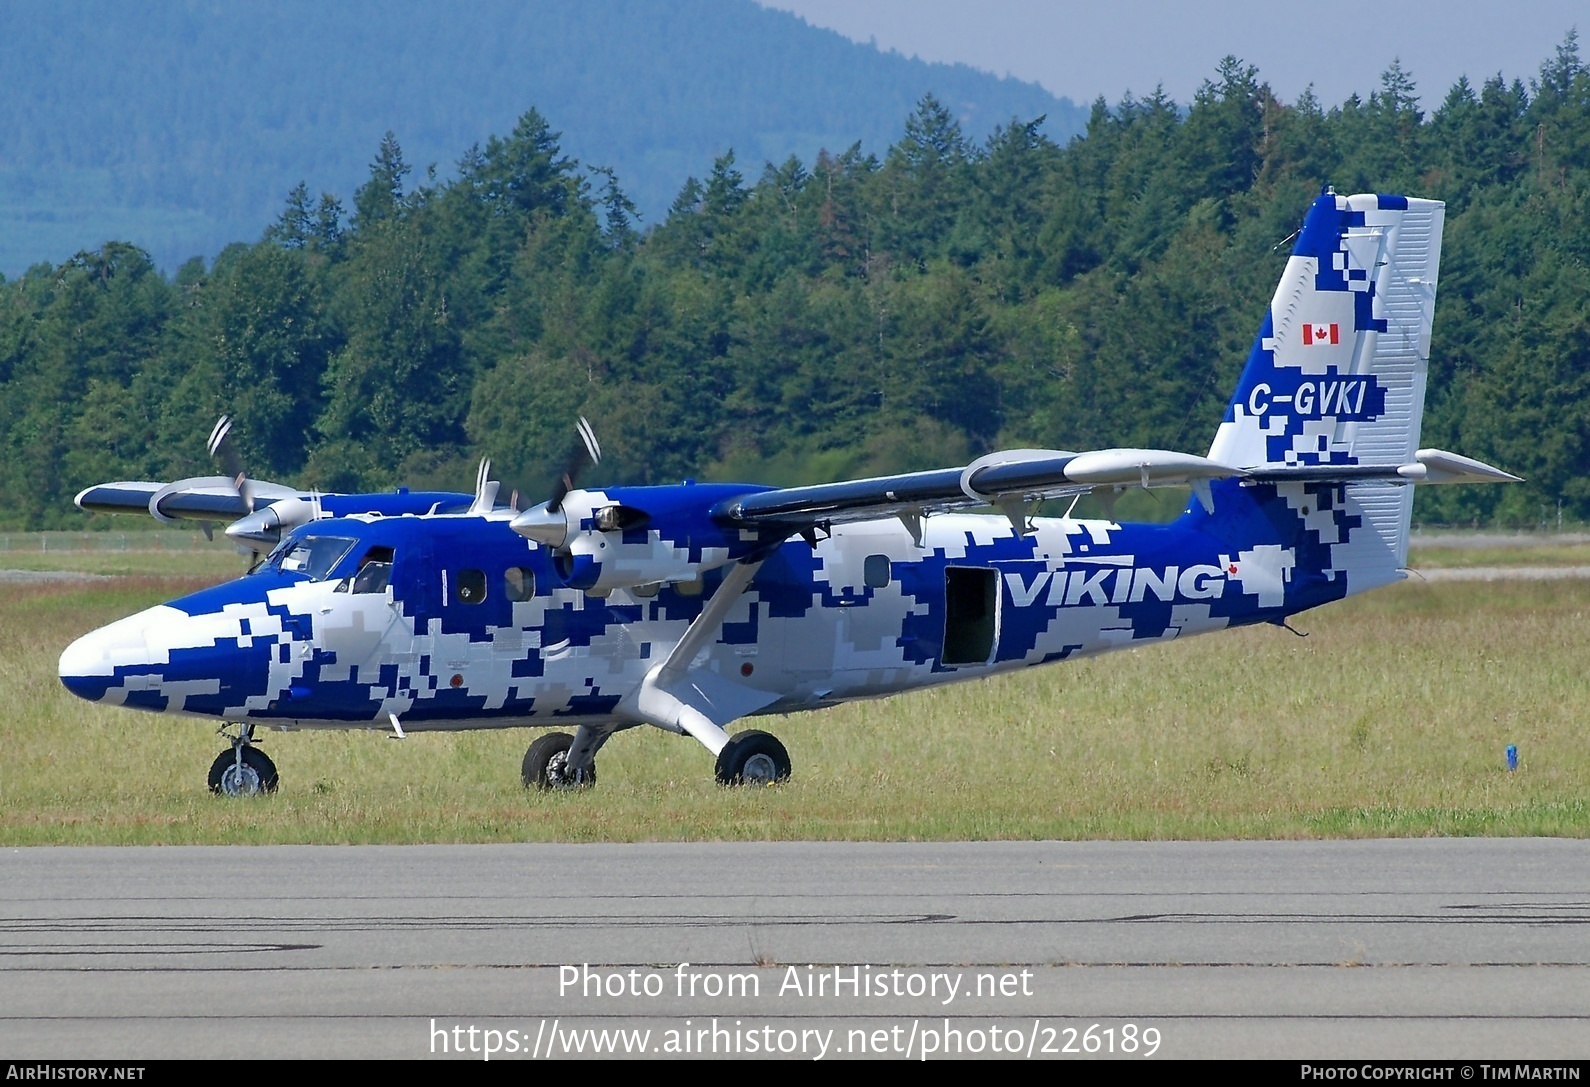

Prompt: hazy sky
[{"left": 761, "top": 1, "right": 1583, "bottom": 109}]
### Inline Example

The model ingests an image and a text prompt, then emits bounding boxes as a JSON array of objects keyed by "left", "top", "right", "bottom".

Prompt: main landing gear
[
  {"left": 715, "top": 730, "right": 792, "bottom": 786},
  {"left": 208, "top": 723, "right": 278, "bottom": 796},
  {"left": 519, "top": 727, "right": 792, "bottom": 791},
  {"left": 521, "top": 732, "right": 596, "bottom": 791}
]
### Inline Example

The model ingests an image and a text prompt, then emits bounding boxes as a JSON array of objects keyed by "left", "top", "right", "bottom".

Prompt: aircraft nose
[{"left": 57, "top": 607, "right": 179, "bottom": 703}]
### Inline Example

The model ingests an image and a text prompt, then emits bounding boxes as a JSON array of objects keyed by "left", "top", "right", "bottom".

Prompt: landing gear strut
[{"left": 208, "top": 723, "right": 278, "bottom": 796}]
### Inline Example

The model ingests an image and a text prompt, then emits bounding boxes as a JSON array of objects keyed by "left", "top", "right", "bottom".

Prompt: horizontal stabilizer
[
  {"left": 1405, "top": 448, "right": 1522, "bottom": 485},
  {"left": 1246, "top": 448, "right": 1520, "bottom": 486}
]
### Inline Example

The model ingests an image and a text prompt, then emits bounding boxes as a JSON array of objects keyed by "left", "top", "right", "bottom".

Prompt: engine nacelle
[
  {"left": 511, "top": 485, "right": 762, "bottom": 594},
  {"left": 554, "top": 529, "right": 734, "bottom": 593}
]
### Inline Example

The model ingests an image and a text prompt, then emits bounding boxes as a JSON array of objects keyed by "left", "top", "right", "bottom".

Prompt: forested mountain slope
[
  {"left": 0, "top": 0, "right": 1078, "bottom": 275},
  {"left": 1, "top": 43, "right": 1586, "bottom": 529}
]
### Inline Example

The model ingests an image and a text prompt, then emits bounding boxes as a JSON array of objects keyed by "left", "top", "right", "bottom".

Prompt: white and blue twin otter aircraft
[{"left": 60, "top": 191, "right": 1518, "bottom": 795}]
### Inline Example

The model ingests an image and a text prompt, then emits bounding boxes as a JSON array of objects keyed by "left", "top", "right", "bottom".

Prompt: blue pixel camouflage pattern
[
  {"left": 55, "top": 476, "right": 1388, "bottom": 732},
  {"left": 58, "top": 192, "right": 1450, "bottom": 750}
]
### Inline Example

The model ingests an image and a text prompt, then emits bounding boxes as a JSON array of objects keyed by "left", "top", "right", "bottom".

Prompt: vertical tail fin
[
  {"left": 1209, "top": 191, "right": 1445, "bottom": 472},
  {"left": 1201, "top": 193, "right": 1445, "bottom": 595}
]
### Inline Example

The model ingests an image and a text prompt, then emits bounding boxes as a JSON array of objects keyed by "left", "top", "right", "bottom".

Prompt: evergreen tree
[
  {"left": 352, "top": 132, "right": 412, "bottom": 228},
  {"left": 6, "top": 45, "right": 1590, "bottom": 529}
]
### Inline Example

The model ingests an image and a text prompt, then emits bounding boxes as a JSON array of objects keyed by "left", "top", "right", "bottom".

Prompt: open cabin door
[{"left": 942, "top": 566, "right": 998, "bottom": 666}]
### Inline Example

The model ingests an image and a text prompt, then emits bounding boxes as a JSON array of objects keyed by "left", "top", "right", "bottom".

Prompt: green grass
[
  {"left": 0, "top": 530, "right": 241, "bottom": 577},
  {"left": 3, "top": 560, "right": 1587, "bottom": 844},
  {"left": 0, "top": 549, "right": 244, "bottom": 578}
]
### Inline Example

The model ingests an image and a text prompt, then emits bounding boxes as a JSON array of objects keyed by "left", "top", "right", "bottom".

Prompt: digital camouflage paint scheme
[{"left": 59, "top": 192, "right": 1517, "bottom": 795}]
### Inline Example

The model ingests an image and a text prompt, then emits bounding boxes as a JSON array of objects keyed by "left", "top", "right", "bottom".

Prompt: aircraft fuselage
[{"left": 58, "top": 493, "right": 1344, "bottom": 733}]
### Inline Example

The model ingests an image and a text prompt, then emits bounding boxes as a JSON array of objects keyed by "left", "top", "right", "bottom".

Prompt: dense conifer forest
[{"left": 2, "top": 41, "right": 1587, "bottom": 529}]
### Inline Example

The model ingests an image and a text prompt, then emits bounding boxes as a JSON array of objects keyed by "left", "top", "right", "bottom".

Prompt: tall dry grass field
[{"left": 2, "top": 555, "right": 1585, "bottom": 843}]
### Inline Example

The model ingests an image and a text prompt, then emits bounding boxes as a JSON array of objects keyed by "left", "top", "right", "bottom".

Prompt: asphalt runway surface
[{"left": 3, "top": 840, "right": 1588, "bottom": 1060}]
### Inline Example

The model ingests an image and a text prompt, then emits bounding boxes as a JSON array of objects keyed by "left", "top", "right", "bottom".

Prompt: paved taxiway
[{"left": 3, "top": 840, "right": 1588, "bottom": 1059}]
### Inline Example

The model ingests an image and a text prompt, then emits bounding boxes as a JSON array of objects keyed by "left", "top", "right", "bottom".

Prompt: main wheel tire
[
  {"left": 714, "top": 730, "right": 791, "bottom": 786},
  {"left": 207, "top": 746, "right": 278, "bottom": 796},
  {"left": 522, "top": 731, "right": 595, "bottom": 791}
]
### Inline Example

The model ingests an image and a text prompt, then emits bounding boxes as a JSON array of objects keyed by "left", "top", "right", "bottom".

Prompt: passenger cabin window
[
  {"left": 504, "top": 566, "right": 535, "bottom": 602},
  {"left": 864, "top": 554, "right": 891, "bottom": 588},
  {"left": 352, "top": 547, "right": 395, "bottom": 594},
  {"left": 456, "top": 568, "right": 488, "bottom": 605}
]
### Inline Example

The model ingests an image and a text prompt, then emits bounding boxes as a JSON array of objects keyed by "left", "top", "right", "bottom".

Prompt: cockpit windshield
[{"left": 257, "top": 535, "right": 358, "bottom": 581}]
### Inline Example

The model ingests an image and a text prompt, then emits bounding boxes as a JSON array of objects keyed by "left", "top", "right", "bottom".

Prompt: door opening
[{"left": 943, "top": 567, "right": 997, "bottom": 665}]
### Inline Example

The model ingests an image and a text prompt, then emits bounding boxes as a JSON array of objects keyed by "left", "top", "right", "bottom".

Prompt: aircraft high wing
[
  {"left": 59, "top": 190, "right": 1518, "bottom": 798},
  {"left": 75, "top": 475, "right": 484, "bottom": 546},
  {"left": 714, "top": 447, "right": 1246, "bottom": 536},
  {"left": 713, "top": 445, "right": 1519, "bottom": 533},
  {"left": 74, "top": 413, "right": 486, "bottom": 553}
]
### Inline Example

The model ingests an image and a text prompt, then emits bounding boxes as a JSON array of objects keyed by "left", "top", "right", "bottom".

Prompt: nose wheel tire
[
  {"left": 208, "top": 745, "right": 278, "bottom": 796},
  {"left": 715, "top": 730, "right": 791, "bottom": 786},
  {"left": 523, "top": 732, "right": 595, "bottom": 791}
]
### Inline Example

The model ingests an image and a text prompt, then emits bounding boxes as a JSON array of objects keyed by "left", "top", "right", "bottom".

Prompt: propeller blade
[
  {"left": 548, "top": 416, "right": 602, "bottom": 513},
  {"left": 206, "top": 414, "right": 255, "bottom": 514},
  {"left": 205, "top": 416, "right": 232, "bottom": 460}
]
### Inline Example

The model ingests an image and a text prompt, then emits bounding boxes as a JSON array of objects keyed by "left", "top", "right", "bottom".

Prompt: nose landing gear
[{"left": 208, "top": 723, "right": 278, "bottom": 796}]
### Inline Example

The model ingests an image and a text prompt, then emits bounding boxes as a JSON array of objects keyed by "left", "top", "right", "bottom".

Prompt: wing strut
[{"left": 611, "top": 558, "right": 774, "bottom": 758}]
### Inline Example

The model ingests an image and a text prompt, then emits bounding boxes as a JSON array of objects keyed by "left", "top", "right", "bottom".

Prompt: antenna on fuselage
[{"left": 469, "top": 457, "right": 501, "bottom": 514}]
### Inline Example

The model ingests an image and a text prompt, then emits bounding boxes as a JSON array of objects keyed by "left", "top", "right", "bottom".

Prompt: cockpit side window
[
  {"left": 272, "top": 536, "right": 358, "bottom": 581},
  {"left": 352, "top": 546, "right": 395, "bottom": 594},
  {"left": 504, "top": 566, "right": 535, "bottom": 601}
]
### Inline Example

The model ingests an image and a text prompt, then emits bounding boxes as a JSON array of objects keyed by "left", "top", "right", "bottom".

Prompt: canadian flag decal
[{"left": 1302, "top": 323, "right": 1340, "bottom": 346}]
